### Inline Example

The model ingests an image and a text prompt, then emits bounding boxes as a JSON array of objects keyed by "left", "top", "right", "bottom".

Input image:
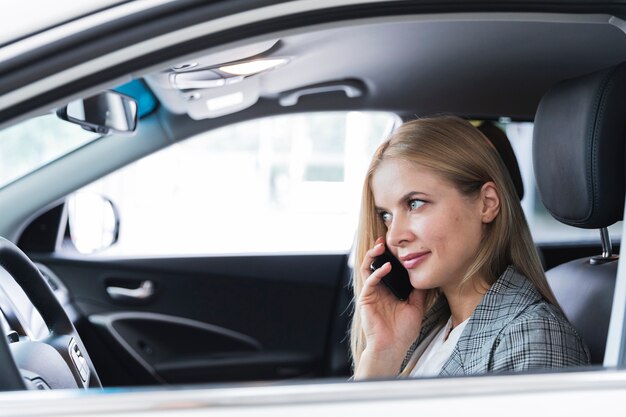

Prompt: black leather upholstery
[
  {"left": 533, "top": 63, "right": 626, "bottom": 229},
  {"left": 478, "top": 121, "right": 524, "bottom": 200},
  {"left": 533, "top": 62, "right": 626, "bottom": 364},
  {"left": 545, "top": 258, "right": 617, "bottom": 364}
]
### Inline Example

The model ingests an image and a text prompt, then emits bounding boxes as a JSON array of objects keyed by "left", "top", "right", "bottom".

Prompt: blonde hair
[{"left": 350, "top": 116, "right": 556, "bottom": 369}]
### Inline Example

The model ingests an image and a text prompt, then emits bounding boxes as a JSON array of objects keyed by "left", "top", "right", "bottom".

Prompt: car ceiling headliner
[{"left": 150, "top": 13, "right": 626, "bottom": 122}]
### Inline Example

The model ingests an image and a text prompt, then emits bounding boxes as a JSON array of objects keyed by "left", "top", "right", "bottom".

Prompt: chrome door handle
[{"left": 106, "top": 281, "right": 154, "bottom": 300}]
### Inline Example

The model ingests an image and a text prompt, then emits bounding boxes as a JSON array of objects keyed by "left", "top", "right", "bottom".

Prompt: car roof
[
  {"left": 3, "top": 1, "right": 626, "bottom": 128},
  {"left": 146, "top": 13, "right": 626, "bottom": 122}
]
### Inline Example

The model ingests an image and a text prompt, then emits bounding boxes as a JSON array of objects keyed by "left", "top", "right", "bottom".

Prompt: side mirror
[
  {"left": 67, "top": 193, "right": 120, "bottom": 254},
  {"left": 57, "top": 91, "right": 138, "bottom": 135}
]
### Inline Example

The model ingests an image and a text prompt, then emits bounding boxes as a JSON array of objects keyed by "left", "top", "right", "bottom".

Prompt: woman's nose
[{"left": 386, "top": 212, "right": 414, "bottom": 247}]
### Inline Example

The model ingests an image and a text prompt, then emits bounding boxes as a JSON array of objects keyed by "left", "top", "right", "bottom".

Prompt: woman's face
[{"left": 370, "top": 158, "right": 492, "bottom": 293}]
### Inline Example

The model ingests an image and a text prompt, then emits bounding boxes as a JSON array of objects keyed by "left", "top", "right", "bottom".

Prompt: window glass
[
  {"left": 502, "top": 121, "right": 621, "bottom": 243},
  {"left": 73, "top": 112, "right": 398, "bottom": 256},
  {"left": 0, "top": 114, "right": 100, "bottom": 189},
  {"left": 0, "top": 82, "right": 154, "bottom": 191}
]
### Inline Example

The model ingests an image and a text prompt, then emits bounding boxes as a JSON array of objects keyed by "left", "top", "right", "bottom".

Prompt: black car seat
[
  {"left": 478, "top": 121, "right": 524, "bottom": 200},
  {"left": 533, "top": 62, "right": 626, "bottom": 364}
]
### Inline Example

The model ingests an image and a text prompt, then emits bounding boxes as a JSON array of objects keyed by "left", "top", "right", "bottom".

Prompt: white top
[{"left": 409, "top": 316, "right": 470, "bottom": 377}]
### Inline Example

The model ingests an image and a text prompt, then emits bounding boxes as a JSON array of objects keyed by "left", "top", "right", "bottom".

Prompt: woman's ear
[{"left": 480, "top": 182, "right": 500, "bottom": 223}]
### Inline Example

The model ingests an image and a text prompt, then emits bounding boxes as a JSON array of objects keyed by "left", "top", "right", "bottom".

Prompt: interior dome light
[{"left": 219, "top": 58, "right": 288, "bottom": 76}]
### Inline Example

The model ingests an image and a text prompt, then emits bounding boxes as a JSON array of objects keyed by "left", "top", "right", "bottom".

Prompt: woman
[{"left": 351, "top": 116, "right": 589, "bottom": 379}]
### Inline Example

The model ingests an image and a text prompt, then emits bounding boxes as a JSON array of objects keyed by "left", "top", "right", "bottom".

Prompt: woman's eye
[
  {"left": 380, "top": 212, "right": 392, "bottom": 222},
  {"left": 409, "top": 199, "right": 425, "bottom": 210}
]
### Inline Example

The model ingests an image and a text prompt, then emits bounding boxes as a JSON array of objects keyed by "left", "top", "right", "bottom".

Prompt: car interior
[{"left": 1, "top": 2, "right": 626, "bottom": 392}]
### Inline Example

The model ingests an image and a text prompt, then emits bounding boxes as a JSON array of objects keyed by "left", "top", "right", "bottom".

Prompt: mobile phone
[{"left": 370, "top": 248, "right": 413, "bottom": 301}]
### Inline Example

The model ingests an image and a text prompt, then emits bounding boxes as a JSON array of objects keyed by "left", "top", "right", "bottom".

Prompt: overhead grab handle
[{"left": 279, "top": 79, "right": 365, "bottom": 106}]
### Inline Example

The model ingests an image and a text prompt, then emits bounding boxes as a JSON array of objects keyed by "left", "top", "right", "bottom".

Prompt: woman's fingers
[
  {"left": 359, "top": 262, "right": 393, "bottom": 305},
  {"left": 361, "top": 238, "right": 386, "bottom": 274},
  {"left": 366, "top": 261, "right": 391, "bottom": 286}
]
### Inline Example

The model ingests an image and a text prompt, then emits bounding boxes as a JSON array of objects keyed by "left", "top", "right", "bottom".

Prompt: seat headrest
[
  {"left": 533, "top": 63, "right": 626, "bottom": 229},
  {"left": 478, "top": 122, "right": 524, "bottom": 200}
]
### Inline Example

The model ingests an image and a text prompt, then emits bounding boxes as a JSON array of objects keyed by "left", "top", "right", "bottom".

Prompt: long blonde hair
[{"left": 350, "top": 116, "right": 555, "bottom": 368}]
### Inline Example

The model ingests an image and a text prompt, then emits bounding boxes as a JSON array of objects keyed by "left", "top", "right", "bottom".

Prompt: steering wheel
[{"left": 0, "top": 237, "right": 101, "bottom": 390}]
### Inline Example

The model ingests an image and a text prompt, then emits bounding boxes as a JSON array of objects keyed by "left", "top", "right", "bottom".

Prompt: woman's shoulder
[
  {"left": 513, "top": 299, "right": 572, "bottom": 325},
  {"left": 491, "top": 300, "right": 591, "bottom": 370}
]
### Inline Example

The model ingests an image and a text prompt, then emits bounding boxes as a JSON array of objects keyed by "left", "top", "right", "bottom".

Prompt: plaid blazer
[{"left": 400, "top": 266, "right": 590, "bottom": 376}]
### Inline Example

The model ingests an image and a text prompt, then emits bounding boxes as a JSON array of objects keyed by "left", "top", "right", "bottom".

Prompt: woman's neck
[{"left": 441, "top": 277, "right": 491, "bottom": 328}]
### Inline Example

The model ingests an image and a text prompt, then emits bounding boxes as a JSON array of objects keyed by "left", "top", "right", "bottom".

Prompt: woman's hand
[{"left": 354, "top": 237, "right": 426, "bottom": 379}]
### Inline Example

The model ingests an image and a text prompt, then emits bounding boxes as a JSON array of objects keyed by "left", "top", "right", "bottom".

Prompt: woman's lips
[{"left": 401, "top": 252, "right": 430, "bottom": 269}]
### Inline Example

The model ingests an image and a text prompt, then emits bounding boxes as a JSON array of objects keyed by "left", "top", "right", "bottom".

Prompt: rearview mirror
[{"left": 57, "top": 91, "right": 138, "bottom": 135}]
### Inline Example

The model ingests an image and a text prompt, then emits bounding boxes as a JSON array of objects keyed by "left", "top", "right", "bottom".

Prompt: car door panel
[{"left": 29, "top": 253, "right": 348, "bottom": 386}]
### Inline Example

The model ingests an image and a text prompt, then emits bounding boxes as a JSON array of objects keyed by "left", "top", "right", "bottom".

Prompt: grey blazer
[{"left": 400, "top": 266, "right": 590, "bottom": 376}]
